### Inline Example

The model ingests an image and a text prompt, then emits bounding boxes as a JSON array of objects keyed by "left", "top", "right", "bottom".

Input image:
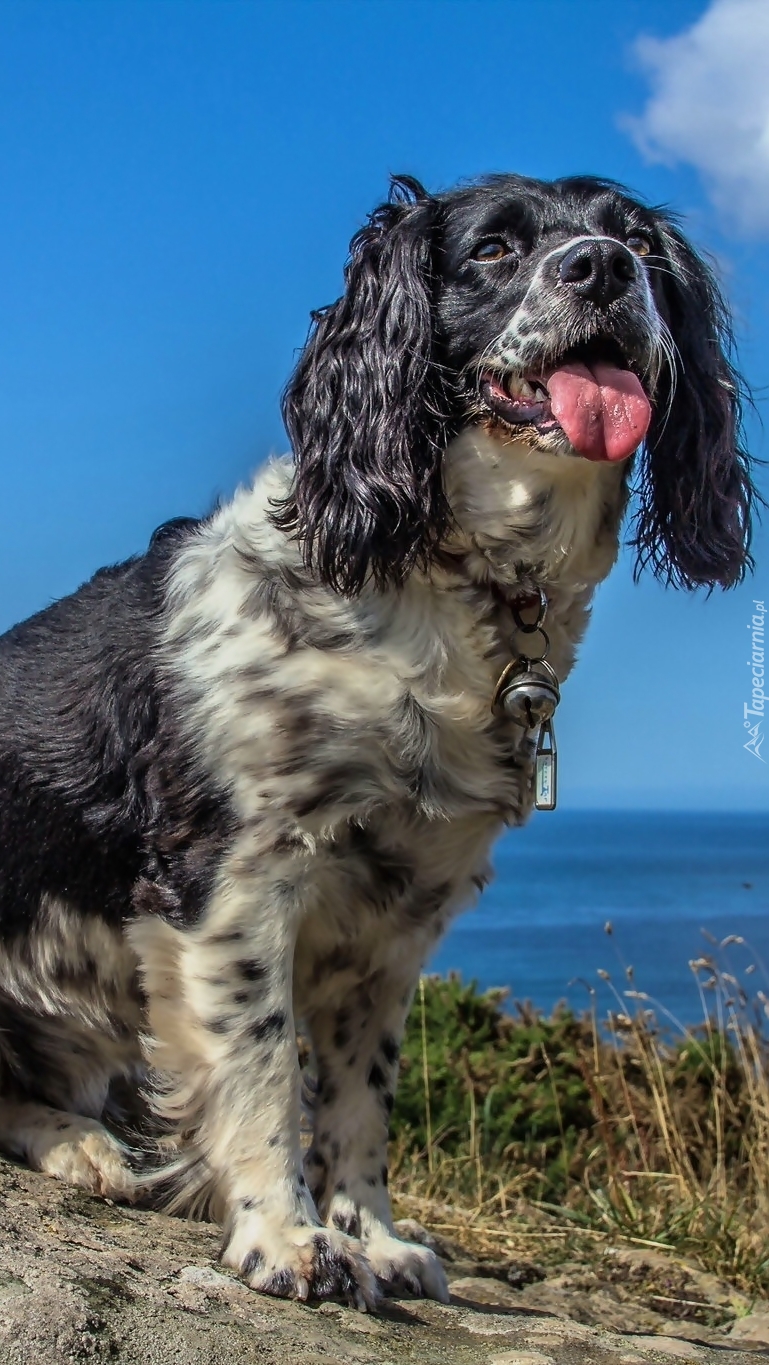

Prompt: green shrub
[{"left": 392, "top": 975, "right": 595, "bottom": 1195}]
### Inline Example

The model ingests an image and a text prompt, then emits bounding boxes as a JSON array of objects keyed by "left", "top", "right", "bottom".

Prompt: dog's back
[{"left": 0, "top": 529, "right": 181, "bottom": 935}]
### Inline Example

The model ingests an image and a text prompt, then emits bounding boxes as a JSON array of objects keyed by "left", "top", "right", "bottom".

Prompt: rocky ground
[{"left": 0, "top": 1158, "right": 767, "bottom": 1364}]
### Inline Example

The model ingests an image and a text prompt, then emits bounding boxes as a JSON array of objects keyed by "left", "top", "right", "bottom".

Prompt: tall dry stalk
[{"left": 418, "top": 974, "right": 435, "bottom": 1175}]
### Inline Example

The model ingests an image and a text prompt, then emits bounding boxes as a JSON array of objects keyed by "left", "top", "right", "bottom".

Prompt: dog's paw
[
  {"left": 28, "top": 1115, "right": 137, "bottom": 1201},
  {"left": 222, "top": 1221, "right": 379, "bottom": 1310},
  {"left": 365, "top": 1233, "right": 450, "bottom": 1302}
]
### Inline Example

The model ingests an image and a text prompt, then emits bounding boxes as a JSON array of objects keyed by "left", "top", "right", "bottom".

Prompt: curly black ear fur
[
  {"left": 633, "top": 222, "right": 756, "bottom": 589},
  {"left": 273, "top": 175, "right": 454, "bottom": 596}
]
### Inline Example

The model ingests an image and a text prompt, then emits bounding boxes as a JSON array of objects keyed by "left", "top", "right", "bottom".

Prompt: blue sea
[{"left": 428, "top": 811, "right": 769, "bottom": 1026}]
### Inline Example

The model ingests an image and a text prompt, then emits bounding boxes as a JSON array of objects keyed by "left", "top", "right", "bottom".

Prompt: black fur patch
[
  {"left": 258, "top": 1268, "right": 299, "bottom": 1297},
  {"left": 237, "top": 959, "right": 269, "bottom": 983},
  {"left": 380, "top": 1034, "right": 399, "bottom": 1066},
  {"left": 332, "top": 1208, "right": 360, "bottom": 1238},
  {"left": 249, "top": 1011, "right": 287, "bottom": 1043},
  {"left": 308, "top": 1234, "right": 359, "bottom": 1303},
  {"left": 241, "top": 1249, "right": 265, "bottom": 1277},
  {"left": 367, "top": 1062, "right": 386, "bottom": 1090},
  {"left": 52, "top": 956, "right": 98, "bottom": 985},
  {"left": 316, "top": 1076, "right": 337, "bottom": 1106}
]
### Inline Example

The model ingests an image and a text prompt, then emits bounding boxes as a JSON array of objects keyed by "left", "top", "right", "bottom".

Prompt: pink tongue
[{"left": 546, "top": 361, "right": 651, "bottom": 462}]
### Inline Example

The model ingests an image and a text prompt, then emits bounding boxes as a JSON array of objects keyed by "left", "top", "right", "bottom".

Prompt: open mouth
[{"left": 479, "top": 341, "right": 652, "bottom": 463}]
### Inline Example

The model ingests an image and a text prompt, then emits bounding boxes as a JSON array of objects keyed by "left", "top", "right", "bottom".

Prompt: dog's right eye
[{"left": 472, "top": 240, "right": 511, "bottom": 262}]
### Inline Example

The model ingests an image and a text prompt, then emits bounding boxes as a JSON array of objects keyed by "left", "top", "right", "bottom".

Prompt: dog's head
[{"left": 276, "top": 173, "right": 754, "bottom": 595}]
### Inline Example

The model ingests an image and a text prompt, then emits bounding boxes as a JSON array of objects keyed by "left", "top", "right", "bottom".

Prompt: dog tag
[
  {"left": 535, "top": 718, "right": 557, "bottom": 811},
  {"left": 492, "top": 658, "right": 560, "bottom": 729}
]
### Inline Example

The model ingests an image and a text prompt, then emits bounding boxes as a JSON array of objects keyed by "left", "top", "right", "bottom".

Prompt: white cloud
[{"left": 627, "top": 0, "right": 769, "bottom": 235}]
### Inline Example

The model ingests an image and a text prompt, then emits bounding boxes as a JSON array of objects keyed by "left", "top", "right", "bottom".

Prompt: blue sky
[{"left": 1, "top": 0, "right": 767, "bottom": 810}]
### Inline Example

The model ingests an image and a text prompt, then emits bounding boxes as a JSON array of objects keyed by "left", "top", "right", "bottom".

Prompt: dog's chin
[{"left": 478, "top": 384, "right": 575, "bottom": 458}]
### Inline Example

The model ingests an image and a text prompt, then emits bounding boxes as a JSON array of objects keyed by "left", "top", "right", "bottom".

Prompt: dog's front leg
[
  {"left": 305, "top": 957, "right": 449, "bottom": 1303},
  {"left": 129, "top": 839, "right": 377, "bottom": 1309}
]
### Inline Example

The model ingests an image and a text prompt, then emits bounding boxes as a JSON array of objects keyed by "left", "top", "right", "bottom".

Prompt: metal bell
[{"left": 492, "top": 657, "right": 561, "bottom": 728}]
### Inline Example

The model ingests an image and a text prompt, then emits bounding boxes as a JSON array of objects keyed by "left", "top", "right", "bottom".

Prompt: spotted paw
[
  {"left": 365, "top": 1233, "right": 450, "bottom": 1302},
  {"left": 222, "top": 1221, "right": 379, "bottom": 1310}
]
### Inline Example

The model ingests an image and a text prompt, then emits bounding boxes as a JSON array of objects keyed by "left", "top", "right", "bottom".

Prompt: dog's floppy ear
[
  {"left": 273, "top": 175, "right": 453, "bottom": 596},
  {"left": 633, "top": 222, "right": 756, "bottom": 589}
]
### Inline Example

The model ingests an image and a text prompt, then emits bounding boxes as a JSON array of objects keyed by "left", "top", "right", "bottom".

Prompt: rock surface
[
  {"left": 730, "top": 1316, "right": 769, "bottom": 1347},
  {"left": 0, "top": 1158, "right": 766, "bottom": 1364}
]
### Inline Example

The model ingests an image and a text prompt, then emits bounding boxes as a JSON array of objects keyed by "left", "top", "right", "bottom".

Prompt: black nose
[{"left": 558, "top": 239, "right": 637, "bottom": 306}]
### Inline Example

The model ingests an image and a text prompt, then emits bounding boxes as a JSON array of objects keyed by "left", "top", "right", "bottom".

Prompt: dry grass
[{"left": 389, "top": 933, "right": 769, "bottom": 1295}]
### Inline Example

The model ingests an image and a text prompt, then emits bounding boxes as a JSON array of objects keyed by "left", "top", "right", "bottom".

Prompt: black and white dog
[{"left": 0, "top": 174, "right": 754, "bottom": 1307}]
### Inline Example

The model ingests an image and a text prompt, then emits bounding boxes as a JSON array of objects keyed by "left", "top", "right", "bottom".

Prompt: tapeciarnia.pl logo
[{"left": 744, "top": 599, "right": 766, "bottom": 761}]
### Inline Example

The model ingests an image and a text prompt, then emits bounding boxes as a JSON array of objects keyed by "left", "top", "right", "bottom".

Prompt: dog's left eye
[
  {"left": 472, "top": 240, "right": 511, "bottom": 262},
  {"left": 627, "top": 234, "right": 652, "bottom": 257}
]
